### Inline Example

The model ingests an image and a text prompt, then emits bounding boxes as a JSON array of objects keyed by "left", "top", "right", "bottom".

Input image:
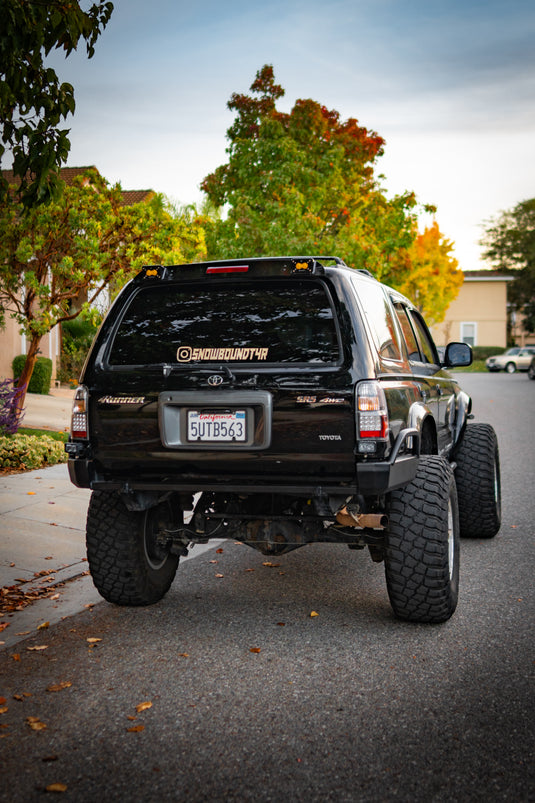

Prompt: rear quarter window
[{"left": 108, "top": 279, "right": 341, "bottom": 366}]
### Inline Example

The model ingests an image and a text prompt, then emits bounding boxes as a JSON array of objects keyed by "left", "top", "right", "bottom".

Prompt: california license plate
[{"left": 187, "top": 410, "right": 247, "bottom": 442}]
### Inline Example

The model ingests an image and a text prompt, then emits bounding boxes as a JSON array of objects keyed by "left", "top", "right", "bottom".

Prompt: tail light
[
  {"left": 70, "top": 386, "right": 89, "bottom": 439},
  {"left": 356, "top": 381, "right": 389, "bottom": 453}
]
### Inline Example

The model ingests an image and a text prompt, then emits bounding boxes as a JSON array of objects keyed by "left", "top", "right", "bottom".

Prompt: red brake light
[
  {"left": 71, "top": 386, "right": 89, "bottom": 439},
  {"left": 356, "top": 381, "right": 389, "bottom": 441},
  {"left": 206, "top": 265, "right": 249, "bottom": 274}
]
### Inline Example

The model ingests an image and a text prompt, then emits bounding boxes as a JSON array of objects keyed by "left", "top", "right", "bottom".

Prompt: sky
[{"left": 47, "top": 0, "right": 535, "bottom": 270}]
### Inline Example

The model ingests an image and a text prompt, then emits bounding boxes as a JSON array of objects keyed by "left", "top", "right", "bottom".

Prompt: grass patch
[
  {"left": 19, "top": 427, "right": 69, "bottom": 442},
  {"left": 452, "top": 360, "right": 487, "bottom": 372}
]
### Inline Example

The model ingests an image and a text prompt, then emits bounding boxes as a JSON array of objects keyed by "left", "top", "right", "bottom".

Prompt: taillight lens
[
  {"left": 71, "top": 386, "right": 89, "bottom": 439},
  {"left": 356, "top": 381, "right": 389, "bottom": 442}
]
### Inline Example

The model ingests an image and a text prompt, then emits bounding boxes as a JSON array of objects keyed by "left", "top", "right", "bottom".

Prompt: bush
[
  {"left": 0, "top": 379, "right": 26, "bottom": 435},
  {"left": 57, "top": 312, "right": 101, "bottom": 385},
  {"left": 471, "top": 346, "right": 506, "bottom": 361},
  {"left": 12, "top": 355, "right": 53, "bottom": 394},
  {"left": 0, "top": 433, "right": 68, "bottom": 472}
]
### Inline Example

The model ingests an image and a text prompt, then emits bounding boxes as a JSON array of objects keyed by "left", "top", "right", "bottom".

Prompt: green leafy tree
[
  {"left": 480, "top": 199, "right": 535, "bottom": 333},
  {"left": 201, "top": 65, "right": 424, "bottom": 285},
  {"left": 0, "top": 0, "right": 113, "bottom": 207},
  {"left": 396, "top": 221, "right": 463, "bottom": 326},
  {"left": 0, "top": 169, "right": 207, "bottom": 411}
]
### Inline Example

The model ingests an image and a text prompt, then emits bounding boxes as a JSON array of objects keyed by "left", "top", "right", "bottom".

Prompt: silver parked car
[{"left": 486, "top": 346, "right": 535, "bottom": 373}]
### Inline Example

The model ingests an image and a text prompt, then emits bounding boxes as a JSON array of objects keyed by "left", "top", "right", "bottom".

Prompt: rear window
[{"left": 108, "top": 280, "right": 340, "bottom": 366}]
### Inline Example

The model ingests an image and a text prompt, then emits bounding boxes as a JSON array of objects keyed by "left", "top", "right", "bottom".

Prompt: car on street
[
  {"left": 486, "top": 346, "right": 535, "bottom": 373},
  {"left": 66, "top": 255, "right": 501, "bottom": 624}
]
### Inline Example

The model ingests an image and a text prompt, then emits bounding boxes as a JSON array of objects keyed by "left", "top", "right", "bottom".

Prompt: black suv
[{"left": 66, "top": 256, "right": 501, "bottom": 623}]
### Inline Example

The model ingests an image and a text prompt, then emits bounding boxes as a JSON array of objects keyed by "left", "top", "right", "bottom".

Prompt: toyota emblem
[{"left": 208, "top": 374, "right": 224, "bottom": 387}]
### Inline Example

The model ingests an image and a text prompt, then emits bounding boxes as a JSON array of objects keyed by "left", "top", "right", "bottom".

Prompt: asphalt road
[{"left": 0, "top": 373, "right": 533, "bottom": 802}]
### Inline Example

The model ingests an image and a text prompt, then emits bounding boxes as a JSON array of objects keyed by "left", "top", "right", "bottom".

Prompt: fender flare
[
  {"left": 453, "top": 390, "right": 472, "bottom": 447},
  {"left": 408, "top": 402, "right": 438, "bottom": 454}
]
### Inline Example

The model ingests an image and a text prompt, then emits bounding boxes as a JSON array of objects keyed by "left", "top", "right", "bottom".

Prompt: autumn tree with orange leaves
[{"left": 202, "top": 65, "right": 423, "bottom": 285}]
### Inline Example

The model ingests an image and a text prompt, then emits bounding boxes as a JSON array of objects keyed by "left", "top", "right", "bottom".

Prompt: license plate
[{"left": 187, "top": 410, "right": 247, "bottom": 442}]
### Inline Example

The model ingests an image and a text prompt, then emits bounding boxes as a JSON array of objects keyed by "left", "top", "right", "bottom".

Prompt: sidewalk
[
  {"left": 22, "top": 385, "right": 75, "bottom": 432},
  {"left": 1, "top": 390, "right": 219, "bottom": 649}
]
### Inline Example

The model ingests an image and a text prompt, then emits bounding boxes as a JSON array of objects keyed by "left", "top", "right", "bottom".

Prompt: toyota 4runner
[{"left": 66, "top": 256, "right": 502, "bottom": 623}]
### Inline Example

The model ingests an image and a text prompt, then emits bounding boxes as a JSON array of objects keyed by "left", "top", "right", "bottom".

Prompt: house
[
  {"left": 0, "top": 167, "right": 154, "bottom": 386},
  {"left": 430, "top": 270, "right": 517, "bottom": 348}
]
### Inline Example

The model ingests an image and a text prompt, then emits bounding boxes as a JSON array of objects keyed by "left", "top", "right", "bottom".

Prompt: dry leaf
[
  {"left": 0, "top": 697, "right": 5, "bottom": 704},
  {"left": 178, "top": 652, "right": 189, "bottom": 658},
  {"left": 209, "top": 560, "right": 218, "bottom": 564},
  {"left": 215, "top": 573, "right": 224, "bottom": 578},
  {"left": 37, "top": 621, "right": 50, "bottom": 630},
  {"left": 249, "top": 647, "right": 261, "bottom": 653},
  {"left": 216, "top": 548, "right": 224, "bottom": 554},
  {"left": 276, "top": 622, "right": 286, "bottom": 626},
  {"left": 27, "top": 717, "right": 47, "bottom": 731},
  {"left": 0, "top": 623, "right": 9, "bottom": 633},
  {"left": 12, "top": 654, "right": 20, "bottom": 661},
  {"left": 86, "top": 638, "right": 101, "bottom": 643},
  {"left": 136, "top": 701, "right": 152, "bottom": 713},
  {"left": 50, "top": 594, "right": 60, "bottom": 601},
  {"left": 310, "top": 611, "right": 319, "bottom": 617},
  {"left": 0, "top": 706, "right": 8, "bottom": 714},
  {"left": 27, "top": 491, "right": 36, "bottom": 495},
  {"left": 127, "top": 725, "right": 145, "bottom": 732},
  {"left": 27, "top": 645, "right": 48, "bottom": 651},
  {"left": 262, "top": 561, "right": 281, "bottom": 568},
  {"left": 47, "top": 681, "right": 72, "bottom": 693},
  {"left": 127, "top": 715, "right": 137, "bottom": 721},
  {"left": 45, "top": 783, "right": 67, "bottom": 793}
]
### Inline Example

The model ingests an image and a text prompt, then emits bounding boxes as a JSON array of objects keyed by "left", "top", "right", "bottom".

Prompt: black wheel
[
  {"left": 385, "top": 457, "right": 459, "bottom": 624},
  {"left": 528, "top": 361, "right": 535, "bottom": 380},
  {"left": 505, "top": 361, "right": 516, "bottom": 373},
  {"left": 86, "top": 492, "right": 180, "bottom": 605},
  {"left": 454, "top": 423, "right": 501, "bottom": 538}
]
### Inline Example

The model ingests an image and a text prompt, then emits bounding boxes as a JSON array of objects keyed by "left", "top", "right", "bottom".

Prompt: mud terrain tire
[
  {"left": 385, "top": 457, "right": 459, "bottom": 624},
  {"left": 86, "top": 492, "right": 179, "bottom": 605},
  {"left": 454, "top": 423, "right": 501, "bottom": 539}
]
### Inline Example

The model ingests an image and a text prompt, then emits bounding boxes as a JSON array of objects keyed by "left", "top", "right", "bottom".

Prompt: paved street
[{"left": 0, "top": 373, "right": 533, "bottom": 801}]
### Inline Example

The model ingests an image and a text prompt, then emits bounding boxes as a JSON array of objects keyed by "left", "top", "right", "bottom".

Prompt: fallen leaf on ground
[
  {"left": 86, "top": 638, "right": 101, "bottom": 644},
  {"left": 136, "top": 701, "right": 152, "bottom": 713},
  {"left": 216, "top": 548, "right": 224, "bottom": 553},
  {"left": 27, "top": 716, "right": 47, "bottom": 731},
  {"left": 0, "top": 622, "right": 9, "bottom": 633},
  {"left": 178, "top": 653, "right": 189, "bottom": 658},
  {"left": 249, "top": 647, "right": 261, "bottom": 653},
  {"left": 127, "top": 725, "right": 145, "bottom": 733},
  {"left": 37, "top": 621, "right": 50, "bottom": 630},
  {"left": 215, "top": 573, "right": 224, "bottom": 578},
  {"left": 27, "top": 645, "right": 48, "bottom": 651},
  {"left": 47, "top": 681, "right": 72, "bottom": 693},
  {"left": 310, "top": 611, "right": 319, "bottom": 617},
  {"left": 276, "top": 622, "right": 286, "bottom": 626},
  {"left": 45, "top": 782, "right": 67, "bottom": 793},
  {"left": 262, "top": 562, "right": 281, "bottom": 568},
  {"left": 27, "top": 491, "right": 36, "bottom": 495},
  {"left": 11, "top": 654, "right": 20, "bottom": 661},
  {"left": 0, "top": 706, "right": 8, "bottom": 714}
]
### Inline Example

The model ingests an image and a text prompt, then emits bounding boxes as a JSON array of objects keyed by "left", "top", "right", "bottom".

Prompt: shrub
[
  {"left": 0, "top": 379, "right": 26, "bottom": 435},
  {"left": 471, "top": 346, "right": 507, "bottom": 361},
  {"left": 0, "top": 433, "right": 68, "bottom": 472},
  {"left": 12, "top": 355, "right": 53, "bottom": 394}
]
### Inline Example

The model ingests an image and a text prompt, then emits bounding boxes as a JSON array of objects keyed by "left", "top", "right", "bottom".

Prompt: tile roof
[{"left": 1, "top": 166, "right": 154, "bottom": 206}]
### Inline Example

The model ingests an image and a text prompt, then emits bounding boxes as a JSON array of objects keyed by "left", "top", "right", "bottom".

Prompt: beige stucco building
[{"left": 430, "top": 270, "right": 515, "bottom": 348}]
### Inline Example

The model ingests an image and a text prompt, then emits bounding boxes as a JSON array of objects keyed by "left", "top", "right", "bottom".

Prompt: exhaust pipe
[{"left": 336, "top": 506, "right": 388, "bottom": 529}]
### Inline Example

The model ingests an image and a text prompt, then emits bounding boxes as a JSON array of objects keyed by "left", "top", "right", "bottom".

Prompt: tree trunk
[{"left": 15, "top": 335, "right": 42, "bottom": 422}]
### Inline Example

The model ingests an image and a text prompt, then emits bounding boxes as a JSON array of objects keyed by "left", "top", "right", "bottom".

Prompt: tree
[
  {"left": 0, "top": 0, "right": 113, "bottom": 207},
  {"left": 201, "top": 65, "right": 425, "bottom": 285},
  {"left": 0, "top": 169, "right": 207, "bottom": 412},
  {"left": 480, "top": 199, "right": 535, "bottom": 333},
  {"left": 396, "top": 221, "right": 463, "bottom": 326}
]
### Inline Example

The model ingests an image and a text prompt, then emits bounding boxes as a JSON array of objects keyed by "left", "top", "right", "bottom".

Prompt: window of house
[{"left": 460, "top": 322, "right": 477, "bottom": 347}]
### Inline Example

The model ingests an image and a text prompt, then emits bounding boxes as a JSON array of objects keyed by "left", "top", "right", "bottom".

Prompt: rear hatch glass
[{"left": 108, "top": 279, "right": 340, "bottom": 366}]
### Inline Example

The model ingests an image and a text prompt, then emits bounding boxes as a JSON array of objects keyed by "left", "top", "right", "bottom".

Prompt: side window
[
  {"left": 393, "top": 303, "right": 420, "bottom": 361},
  {"left": 352, "top": 279, "right": 403, "bottom": 361},
  {"left": 409, "top": 310, "right": 439, "bottom": 364}
]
